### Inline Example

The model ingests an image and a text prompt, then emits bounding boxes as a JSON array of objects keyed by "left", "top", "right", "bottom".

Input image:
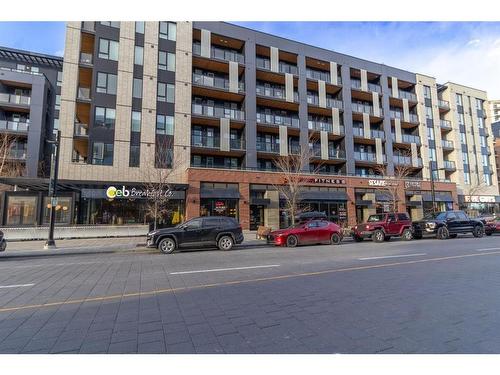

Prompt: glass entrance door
[{"left": 250, "top": 205, "right": 264, "bottom": 230}]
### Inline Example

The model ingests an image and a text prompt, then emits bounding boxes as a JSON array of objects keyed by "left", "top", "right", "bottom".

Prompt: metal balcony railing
[
  {"left": 193, "top": 73, "right": 244, "bottom": 92},
  {"left": 306, "top": 95, "right": 343, "bottom": 109},
  {"left": 306, "top": 69, "right": 342, "bottom": 84},
  {"left": 191, "top": 135, "right": 220, "bottom": 149},
  {"left": 390, "top": 110, "right": 419, "bottom": 123},
  {"left": 0, "top": 93, "right": 31, "bottom": 106},
  {"left": 192, "top": 103, "right": 245, "bottom": 121},
  {"left": 440, "top": 120, "right": 452, "bottom": 130},
  {"left": 393, "top": 155, "right": 422, "bottom": 167},
  {"left": 443, "top": 160, "right": 456, "bottom": 170},
  {"left": 0, "top": 120, "right": 29, "bottom": 132},
  {"left": 350, "top": 79, "right": 382, "bottom": 93},
  {"left": 256, "top": 112, "right": 299, "bottom": 127},
  {"left": 230, "top": 138, "right": 245, "bottom": 150},
  {"left": 74, "top": 123, "right": 89, "bottom": 136},
  {"left": 438, "top": 99, "right": 450, "bottom": 109},
  {"left": 398, "top": 90, "right": 417, "bottom": 101},
  {"left": 441, "top": 139, "right": 454, "bottom": 149},
  {"left": 256, "top": 141, "right": 280, "bottom": 153},
  {"left": 256, "top": 85, "right": 298, "bottom": 101},
  {"left": 391, "top": 133, "right": 421, "bottom": 145},
  {"left": 255, "top": 57, "right": 299, "bottom": 75},
  {"left": 352, "top": 102, "right": 383, "bottom": 116},
  {"left": 193, "top": 42, "right": 244, "bottom": 64},
  {"left": 354, "top": 152, "right": 378, "bottom": 162},
  {"left": 353, "top": 127, "right": 385, "bottom": 139},
  {"left": 80, "top": 52, "right": 93, "bottom": 65}
]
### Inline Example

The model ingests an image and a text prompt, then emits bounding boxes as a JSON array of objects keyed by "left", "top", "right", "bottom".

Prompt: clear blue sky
[{"left": 1, "top": 21, "right": 500, "bottom": 97}]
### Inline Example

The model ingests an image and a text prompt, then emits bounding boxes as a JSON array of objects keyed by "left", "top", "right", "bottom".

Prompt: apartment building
[
  {"left": 489, "top": 99, "right": 500, "bottom": 123},
  {"left": 0, "top": 21, "right": 498, "bottom": 229}
]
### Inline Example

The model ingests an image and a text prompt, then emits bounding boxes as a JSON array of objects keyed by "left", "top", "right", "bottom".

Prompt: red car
[
  {"left": 267, "top": 220, "right": 343, "bottom": 247},
  {"left": 479, "top": 215, "right": 500, "bottom": 236}
]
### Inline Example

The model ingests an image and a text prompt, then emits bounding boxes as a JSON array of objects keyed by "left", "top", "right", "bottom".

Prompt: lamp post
[{"left": 44, "top": 130, "right": 61, "bottom": 250}]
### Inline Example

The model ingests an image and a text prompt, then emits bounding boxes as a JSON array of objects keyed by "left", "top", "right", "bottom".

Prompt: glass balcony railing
[
  {"left": 391, "top": 133, "right": 421, "bottom": 145},
  {"left": 192, "top": 103, "right": 245, "bottom": 121},
  {"left": 0, "top": 93, "right": 31, "bottom": 106},
  {"left": 193, "top": 42, "right": 244, "bottom": 64},
  {"left": 353, "top": 127, "right": 385, "bottom": 139},
  {"left": 0, "top": 120, "right": 29, "bottom": 132},
  {"left": 440, "top": 120, "right": 452, "bottom": 130},
  {"left": 393, "top": 155, "right": 423, "bottom": 167},
  {"left": 350, "top": 79, "right": 382, "bottom": 93},
  {"left": 288, "top": 143, "right": 301, "bottom": 155},
  {"left": 77, "top": 87, "right": 91, "bottom": 101},
  {"left": 256, "top": 141, "right": 280, "bottom": 153},
  {"left": 255, "top": 57, "right": 299, "bottom": 75},
  {"left": 193, "top": 73, "right": 245, "bottom": 92},
  {"left": 191, "top": 135, "right": 220, "bottom": 149},
  {"left": 81, "top": 21, "right": 95, "bottom": 32},
  {"left": 80, "top": 52, "right": 93, "bottom": 65},
  {"left": 443, "top": 160, "right": 456, "bottom": 170},
  {"left": 74, "top": 123, "right": 89, "bottom": 137},
  {"left": 308, "top": 121, "right": 345, "bottom": 135},
  {"left": 306, "top": 95, "right": 343, "bottom": 109},
  {"left": 256, "top": 112, "right": 299, "bottom": 127},
  {"left": 230, "top": 138, "right": 245, "bottom": 150},
  {"left": 390, "top": 110, "right": 419, "bottom": 123},
  {"left": 354, "top": 152, "right": 385, "bottom": 163},
  {"left": 441, "top": 139, "right": 454, "bottom": 149},
  {"left": 305, "top": 69, "right": 342, "bottom": 85},
  {"left": 256, "top": 85, "right": 298, "bottom": 101},
  {"left": 72, "top": 151, "right": 88, "bottom": 163},
  {"left": 398, "top": 90, "right": 417, "bottom": 101},
  {"left": 438, "top": 99, "right": 450, "bottom": 109},
  {"left": 8, "top": 149, "right": 27, "bottom": 160},
  {"left": 329, "top": 149, "right": 346, "bottom": 159},
  {"left": 352, "top": 103, "right": 383, "bottom": 116}
]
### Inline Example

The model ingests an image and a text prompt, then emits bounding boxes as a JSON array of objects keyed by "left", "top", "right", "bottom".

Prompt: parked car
[
  {"left": 351, "top": 212, "right": 413, "bottom": 243},
  {"left": 146, "top": 216, "right": 244, "bottom": 254},
  {"left": 0, "top": 230, "right": 5, "bottom": 252},
  {"left": 267, "top": 219, "right": 343, "bottom": 247},
  {"left": 412, "top": 210, "right": 484, "bottom": 240},
  {"left": 477, "top": 215, "right": 500, "bottom": 236}
]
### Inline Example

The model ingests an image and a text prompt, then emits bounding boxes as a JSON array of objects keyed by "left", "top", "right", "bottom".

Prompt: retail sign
[
  {"left": 464, "top": 195, "right": 495, "bottom": 203},
  {"left": 214, "top": 201, "right": 226, "bottom": 213},
  {"left": 105, "top": 186, "right": 173, "bottom": 200},
  {"left": 285, "top": 177, "right": 346, "bottom": 185},
  {"left": 404, "top": 181, "right": 421, "bottom": 189},
  {"left": 368, "top": 179, "right": 398, "bottom": 187}
]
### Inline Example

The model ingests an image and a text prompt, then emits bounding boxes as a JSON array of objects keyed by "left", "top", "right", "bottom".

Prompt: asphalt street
[{"left": 0, "top": 234, "right": 499, "bottom": 353}]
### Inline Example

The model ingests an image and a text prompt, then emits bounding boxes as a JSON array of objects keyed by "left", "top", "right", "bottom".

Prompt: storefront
[
  {"left": 458, "top": 195, "right": 500, "bottom": 217},
  {"left": 199, "top": 182, "right": 240, "bottom": 219},
  {"left": 421, "top": 191, "right": 455, "bottom": 215}
]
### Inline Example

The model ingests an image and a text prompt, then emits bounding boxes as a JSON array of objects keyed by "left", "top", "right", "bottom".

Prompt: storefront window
[
  {"left": 42, "top": 196, "right": 72, "bottom": 224},
  {"left": 200, "top": 199, "right": 239, "bottom": 219},
  {"left": 6, "top": 196, "right": 38, "bottom": 225}
]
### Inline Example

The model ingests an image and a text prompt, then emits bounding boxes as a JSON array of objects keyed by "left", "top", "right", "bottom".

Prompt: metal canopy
[{"left": 0, "top": 46, "right": 63, "bottom": 68}]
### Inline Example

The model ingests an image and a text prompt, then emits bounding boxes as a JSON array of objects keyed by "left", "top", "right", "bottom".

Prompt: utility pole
[{"left": 44, "top": 130, "right": 61, "bottom": 250}]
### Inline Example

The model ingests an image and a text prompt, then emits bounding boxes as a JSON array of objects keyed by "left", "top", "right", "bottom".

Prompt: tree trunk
[{"left": 154, "top": 200, "right": 158, "bottom": 231}]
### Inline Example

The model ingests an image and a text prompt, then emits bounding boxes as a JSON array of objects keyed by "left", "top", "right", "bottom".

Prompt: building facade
[
  {"left": 489, "top": 99, "right": 500, "bottom": 123},
  {"left": 0, "top": 21, "right": 498, "bottom": 228}
]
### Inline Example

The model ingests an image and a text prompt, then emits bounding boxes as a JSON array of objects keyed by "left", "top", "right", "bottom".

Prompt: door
[
  {"left": 316, "top": 221, "right": 331, "bottom": 242},
  {"left": 201, "top": 217, "right": 221, "bottom": 244},
  {"left": 300, "top": 221, "right": 320, "bottom": 244},
  {"left": 455, "top": 211, "right": 472, "bottom": 232},
  {"left": 250, "top": 205, "right": 264, "bottom": 230},
  {"left": 445, "top": 212, "right": 460, "bottom": 233},
  {"left": 178, "top": 218, "right": 203, "bottom": 246},
  {"left": 386, "top": 213, "right": 399, "bottom": 235}
]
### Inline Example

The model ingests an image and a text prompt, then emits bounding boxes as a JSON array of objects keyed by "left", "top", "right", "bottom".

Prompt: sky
[{"left": 1, "top": 21, "right": 500, "bottom": 98}]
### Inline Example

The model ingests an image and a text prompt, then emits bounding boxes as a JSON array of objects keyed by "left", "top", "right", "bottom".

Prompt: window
[
  {"left": 129, "top": 145, "right": 140, "bottom": 167},
  {"left": 43, "top": 196, "right": 72, "bottom": 224},
  {"left": 5, "top": 196, "right": 38, "bottom": 225},
  {"left": 185, "top": 218, "right": 202, "bottom": 229},
  {"left": 456, "top": 93, "right": 463, "bottom": 106},
  {"left": 100, "top": 21, "right": 120, "bottom": 28},
  {"left": 157, "top": 82, "right": 175, "bottom": 102},
  {"left": 135, "top": 21, "right": 145, "bottom": 34},
  {"left": 423, "top": 85, "right": 431, "bottom": 99},
  {"left": 425, "top": 106, "right": 433, "bottom": 119},
  {"left": 477, "top": 116, "right": 484, "bottom": 128},
  {"left": 92, "top": 142, "right": 114, "bottom": 165},
  {"left": 53, "top": 118, "right": 59, "bottom": 131},
  {"left": 131, "top": 111, "right": 141, "bottom": 132},
  {"left": 94, "top": 107, "right": 116, "bottom": 129},
  {"left": 158, "top": 51, "right": 175, "bottom": 71},
  {"left": 397, "top": 213, "right": 410, "bottom": 221},
  {"left": 426, "top": 127, "right": 435, "bottom": 141},
  {"left": 134, "top": 46, "right": 143, "bottom": 66},
  {"left": 98, "top": 38, "right": 119, "bottom": 61},
  {"left": 482, "top": 154, "right": 489, "bottom": 167},
  {"left": 156, "top": 114, "right": 174, "bottom": 135},
  {"left": 462, "top": 152, "right": 469, "bottom": 164},
  {"left": 456, "top": 212, "right": 468, "bottom": 221},
  {"left": 464, "top": 172, "right": 471, "bottom": 185},
  {"left": 428, "top": 148, "right": 436, "bottom": 161},
  {"left": 96, "top": 72, "right": 117, "bottom": 95},
  {"left": 31, "top": 66, "right": 39, "bottom": 73},
  {"left": 476, "top": 98, "right": 483, "bottom": 110},
  {"left": 460, "top": 132, "right": 467, "bottom": 144},
  {"left": 159, "top": 21, "right": 176, "bottom": 41},
  {"left": 480, "top": 136, "right": 487, "bottom": 148},
  {"left": 16, "top": 64, "right": 26, "bottom": 71},
  {"left": 483, "top": 173, "right": 492, "bottom": 186},
  {"left": 132, "top": 78, "right": 143, "bottom": 99},
  {"left": 55, "top": 95, "right": 61, "bottom": 110},
  {"left": 57, "top": 71, "right": 63, "bottom": 86},
  {"left": 457, "top": 113, "right": 465, "bottom": 126}
]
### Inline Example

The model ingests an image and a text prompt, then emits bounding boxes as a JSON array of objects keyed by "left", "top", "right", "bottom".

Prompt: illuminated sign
[
  {"left": 105, "top": 186, "right": 173, "bottom": 200},
  {"left": 464, "top": 195, "right": 495, "bottom": 203}
]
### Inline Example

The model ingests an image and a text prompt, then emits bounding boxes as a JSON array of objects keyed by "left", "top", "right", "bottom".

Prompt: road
[{"left": 0, "top": 234, "right": 499, "bottom": 353}]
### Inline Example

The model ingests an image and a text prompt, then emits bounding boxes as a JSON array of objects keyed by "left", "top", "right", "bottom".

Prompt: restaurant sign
[{"left": 464, "top": 195, "right": 496, "bottom": 203}]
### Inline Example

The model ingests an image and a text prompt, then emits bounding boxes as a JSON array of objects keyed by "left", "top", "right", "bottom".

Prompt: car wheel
[
  {"left": 437, "top": 227, "right": 449, "bottom": 240},
  {"left": 330, "top": 233, "right": 341, "bottom": 245},
  {"left": 372, "top": 229, "right": 385, "bottom": 243},
  {"left": 472, "top": 225, "right": 484, "bottom": 238},
  {"left": 218, "top": 236, "right": 234, "bottom": 251},
  {"left": 353, "top": 235, "right": 363, "bottom": 242},
  {"left": 402, "top": 228, "right": 413, "bottom": 241},
  {"left": 158, "top": 237, "right": 176, "bottom": 254},
  {"left": 286, "top": 235, "right": 298, "bottom": 247},
  {"left": 449, "top": 234, "right": 458, "bottom": 239}
]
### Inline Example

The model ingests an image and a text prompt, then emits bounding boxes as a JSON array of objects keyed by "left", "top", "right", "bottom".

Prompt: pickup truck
[{"left": 412, "top": 210, "right": 484, "bottom": 240}]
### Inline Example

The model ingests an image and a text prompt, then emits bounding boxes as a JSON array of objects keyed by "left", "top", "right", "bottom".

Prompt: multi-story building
[
  {"left": 489, "top": 99, "right": 500, "bottom": 123},
  {"left": 0, "top": 22, "right": 498, "bottom": 229}
]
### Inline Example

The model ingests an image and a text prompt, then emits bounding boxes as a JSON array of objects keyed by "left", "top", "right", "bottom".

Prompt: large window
[
  {"left": 5, "top": 196, "right": 38, "bottom": 226},
  {"left": 43, "top": 196, "right": 72, "bottom": 224},
  {"left": 423, "top": 85, "right": 431, "bottom": 99},
  {"left": 129, "top": 145, "right": 140, "bottom": 167},
  {"left": 462, "top": 152, "right": 469, "bottom": 165},
  {"left": 135, "top": 21, "right": 145, "bottom": 34},
  {"left": 134, "top": 46, "right": 144, "bottom": 66},
  {"left": 425, "top": 106, "right": 433, "bottom": 119},
  {"left": 132, "top": 78, "right": 143, "bottom": 99},
  {"left": 428, "top": 148, "right": 437, "bottom": 162},
  {"left": 100, "top": 21, "right": 120, "bottom": 28},
  {"left": 157, "top": 82, "right": 175, "bottom": 103},
  {"left": 92, "top": 142, "right": 114, "bottom": 165},
  {"left": 94, "top": 107, "right": 116, "bottom": 129},
  {"left": 98, "top": 38, "right": 119, "bottom": 61},
  {"left": 158, "top": 51, "right": 175, "bottom": 71},
  {"left": 456, "top": 93, "right": 463, "bottom": 106},
  {"left": 426, "top": 126, "right": 435, "bottom": 140},
  {"left": 200, "top": 199, "right": 239, "bottom": 219},
  {"left": 57, "top": 71, "right": 63, "bottom": 86},
  {"left": 483, "top": 173, "right": 492, "bottom": 186},
  {"left": 156, "top": 115, "right": 174, "bottom": 135},
  {"left": 482, "top": 154, "right": 489, "bottom": 167},
  {"left": 55, "top": 95, "right": 61, "bottom": 110},
  {"left": 159, "top": 22, "right": 176, "bottom": 41},
  {"left": 464, "top": 172, "right": 471, "bottom": 185},
  {"left": 96, "top": 72, "right": 117, "bottom": 95},
  {"left": 131, "top": 111, "right": 141, "bottom": 132}
]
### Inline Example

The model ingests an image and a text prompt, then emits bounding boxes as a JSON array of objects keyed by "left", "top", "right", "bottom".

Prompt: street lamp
[
  {"left": 44, "top": 130, "right": 61, "bottom": 250},
  {"left": 428, "top": 160, "right": 446, "bottom": 213}
]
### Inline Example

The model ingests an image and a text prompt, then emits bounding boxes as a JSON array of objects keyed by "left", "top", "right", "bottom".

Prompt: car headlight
[{"left": 426, "top": 222, "right": 436, "bottom": 229}]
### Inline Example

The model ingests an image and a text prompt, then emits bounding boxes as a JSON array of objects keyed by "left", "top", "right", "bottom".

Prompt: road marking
[
  {"left": 476, "top": 247, "right": 500, "bottom": 252},
  {"left": 1, "top": 250, "right": 500, "bottom": 313},
  {"left": 0, "top": 283, "right": 35, "bottom": 289},
  {"left": 358, "top": 253, "right": 427, "bottom": 261},
  {"left": 170, "top": 264, "right": 280, "bottom": 275}
]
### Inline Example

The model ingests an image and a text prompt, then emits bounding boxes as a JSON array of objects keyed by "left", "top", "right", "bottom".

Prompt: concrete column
[
  {"left": 318, "top": 80, "right": 326, "bottom": 108},
  {"left": 394, "top": 118, "right": 402, "bottom": 143},
  {"left": 360, "top": 69, "right": 368, "bottom": 92},
  {"left": 330, "top": 62, "right": 338, "bottom": 86},
  {"left": 220, "top": 118, "right": 230, "bottom": 151},
  {"left": 372, "top": 92, "right": 380, "bottom": 117},
  {"left": 403, "top": 98, "right": 410, "bottom": 122},
  {"left": 320, "top": 130, "right": 328, "bottom": 160},
  {"left": 391, "top": 77, "right": 398, "bottom": 98},
  {"left": 297, "top": 54, "right": 309, "bottom": 171},
  {"left": 285, "top": 73, "right": 294, "bottom": 103},
  {"left": 375, "top": 138, "right": 383, "bottom": 164},
  {"left": 409, "top": 194, "right": 423, "bottom": 221},
  {"left": 340, "top": 65, "right": 355, "bottom": 174},
  {"left": 270, "top": 46, "right": 279, "bottom": 73},
  {"left": 363, "top": 113, "right": 371, "bottom": 139},
  {"left": 411, "top": 142, "right": 419, "bottom": 167},
  {"left": 200, "top": 29, "right": 211, "bottom": 58},
  {"left": 264, "top": 190, "right": 280, "bottom": 231},
  {"left": 244, "top": 40, "right": 257, "bottom": 169},
  {"left": 279, "top": 125, "right": 288, "bottom": 156},
  {"left": 380, "top": 75, "right": 394, "bottom": 176},
  {"left": 363, "top": 193, "right": 376, "bottom": 219},
  {"left": 228, "top": 61, "right": 239, "bottom": 93},
  {"left": 332, "top": 107, "right": 341, "bottom": 135}
]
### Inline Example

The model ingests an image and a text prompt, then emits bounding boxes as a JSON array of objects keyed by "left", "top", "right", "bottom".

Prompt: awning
[
  {"left": 422, "top": 192, "right": 453, "bottom": 202},
  {"left": 355, "top": 200, "right": 374, "bottom": 207},
  {"left": 200, "top": 188, "right": 240, "bottom": 199},
  {"left": 298, "top": 190, "right": 348, "bottom": 201},
  {"left": 375, "top": 192, "right": 392, "bottom": 202},
  {"left": 406, "top": 201, "right": 422, "bottom": 207},
  {"left": 250, "top": 198, "right": 271, "bottom": 206}
]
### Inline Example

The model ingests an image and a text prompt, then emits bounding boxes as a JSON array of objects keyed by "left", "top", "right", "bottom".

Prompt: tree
[
  {"left": 462, "top": 179, "right": 489, "bottom": 217},
  {"left": 0, "top": 133, "right": 24, "bottom": 178},
  {"left": 374, "top": 148, "right": 414, "bottom": 213},
  {"left": 272, "top": 134, "right": 322, "bottom": 226}
]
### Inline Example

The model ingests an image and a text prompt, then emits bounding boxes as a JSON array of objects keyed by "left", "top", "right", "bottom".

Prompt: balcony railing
[
  {"left": 393, "top": 155, "right": 422, "bottom": 167},
  {"left": 353, "top": 127, "right": 385, "bottom": 139},
  {"left": 256, "top": 141, "right": 280, "bottom": 153},
  {"left": 308, "top": 121, "right": 345, "bottom": 135},
  {"left": 306, "top": 69, "right": 342, "bottom": 85},
  {"left": 230, "top": 138, "right": 245, "bottom": 150},
  {"left": 192, "top": 103, "right": 245, "bottom": 121},
  {"left": 441, "top": 139, "right": 454, "bottom": 149},
  {"left": 8, "top": 149, "right": 27, "bottom": 160},
  {"left": 438, "top": 99, "right": 450, "bottom": 109},
  {"left": 81, "top": 21, "right": 95, "bottom": 32},
  {"left": 351, "top": 102, "right": 383, "bottom": 116},
  {"left": 391, "top": 133, "right": 421, "bottom": 145},
  {"left": 255, "top": 57, "right": 299, "bottom": 75},
  {"left": 72, "top": 151, "right": 88, "bottom": 163},
  {"left": 74, "top": 123, "right": 89, "bottom": 137},
  {"left": 306, "top": 95, "right": 343, "bottom": 109},
  {"left": 0, "top": 120, "right": 29, "bottom": 132},
  {"left": 289, "top": 143, "right": 301, "bottom": 155},
  {"left": 193, "top": 42, "right": 244, "bottom": 64},
  {"left": 191, "top": 135, "right": 220, "bottom": 149},
  {"left": 193, "top": 73, "right": 244, "bottom": 92},
  {"left": 390, "top": 110, "right": 419, "bottom": 123},
  {"left": 329, "top": 149, "right": 346, "bottom": 159},
  {"left": 440, "top": 120, "right": 452, "bottom": 130},
  {"left": 398, "top": 90, "right": 417, "bottom": 101},
  {"left": 256, "top": 85, "right": 298, "bottom": 101},
  {"left": 443, "top": 160, "right": 456, "bottom": 170},
  {"left": 77, "top": 87, "right": 91, "bottom": 101},
  {"left": 350, "top": 79, "right": 382, "bottom": 93},
  {"left": 80, "top": 52, "right": 93, "bottom": 65},
  {"left": 354, "top": 152, "right": 385, "bottom": 163},
  {"left": 0, "top": 93, "right": 31, "bottom": 106},
  {"left": 256, "top": 112, "right": 299, "bottom": 127}
]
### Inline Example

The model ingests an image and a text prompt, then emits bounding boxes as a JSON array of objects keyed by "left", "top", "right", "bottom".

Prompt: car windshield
[{"left": 367, "top": 215, "right": 385, "bottom": 222}]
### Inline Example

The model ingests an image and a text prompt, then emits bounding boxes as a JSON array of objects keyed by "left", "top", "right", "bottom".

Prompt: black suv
[
  {"left": 146, "top": 216, "right": 244, "bottom": 254},
  {"left": 412, "top": 210, "right": 484, "bottom": 240}
]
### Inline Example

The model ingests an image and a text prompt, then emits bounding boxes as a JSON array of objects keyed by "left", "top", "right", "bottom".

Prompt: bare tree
[
  {"left": 374, "top": 148, "right": 414, "bottom": 213},
  {"left": 462, "top": 179, "right": 489, "bottom": 217},
  {"left": 272, "top": 134, "right": 323, "bottom": 226},
  {"left": 0, "top": 133, "right": 24, "bottom": 180}
]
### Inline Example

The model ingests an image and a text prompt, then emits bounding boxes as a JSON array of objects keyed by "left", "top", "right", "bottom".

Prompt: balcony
[
  {"left": 8, "top": 149, "right": 27, "bottom": 160},
  {"left": 80, "top": 52, "right": 93, "bottom": 65},
  {"left": 192, "top": 135, "right": 220, "bottom": 149},
  {"left": 306, "top": 69, "right": 342, "bottom": 85},
  {"left": 307, "top": 95, "right": 343, "bottom": 109},
  {"left": 352, "top": 102, "right": 383, "bottom": 116},
  {"left": 0, "top": 66, "right": 42, "bottom": 77},
  {"left": 393, "top": 155, "right": 423, "bottom": 167},
  {"left": 74, "top": 123, "right": 89, "bottom": 137},
  {"left": 438, "top": 99, "right": 450, "bottom": 110},
  {"left": 256, "top": 141, "right": 280, "bottom": 154},
  {"left": 350, "top": 79, "right": 382, "bottom": 93},
  {"left": 192, "top": 103, "right": 245, "bottom": 121},
  {"left": 441, "top": 139, "right": 454, "bottom": 149},
  {"left": 256, "top": 57, "right": 299, "bottom": 75},
  {"left": 193, "top": 42, "right": 244, "bottom": 64},
  {"left": 391, "top": 133, "right": 421, "bottom": 145},
  {"left": 354, "top": 152, "right": 386, "bottom": 163},
  {"left": 390, "top": 110, "right": 419, "bottom": 124},
  {"left": 289, "top": 143, "right": 301, "bottom": 155},
  {"left": 72, "top": 151, "right": 88, "bottom": 163},
  {"left": 77, "top": 87, "right": 91, "bottom": 101},
  {"left": 0, "top": 93, "right": 31, "bottom": 106},
  {"left": 256, "top": 85, "right": 297, "bottom": 101},
  {"left": 308, "top": 120, "right": 345, "bottom": 135},
  {"left": 230, "top": 138, "right": 245, "bottom": 150},
  {"left": 353, "top": 127, "right": 385, "bottom": 139},
  {"left": 328, "top": 149, "right": 346, "bottom": 160},
  {"left": 193, "top": 73, "right": 244, "bottom": 92},
  {"left": 81, "top": 21, "right": 95, "bottom": 32},
  {"left": 398, "top": 90, "right": 417, "bottom": 101},
  {"left": 443, "top": 160, "right": 456, "bottom": 170},
  {"left": 256, "top": 112, "right": 299, "bottom": 128},
  {"left": 440, "top": 119, "right": 452, "bottom": 130},
  {"left": 0, "top": 120, "right": 29, "bottom": 133}
]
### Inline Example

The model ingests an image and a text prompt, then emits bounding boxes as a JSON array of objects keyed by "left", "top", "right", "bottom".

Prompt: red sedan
[{"left": 267, "top": 220, "right": 343, "bottom": 247}]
